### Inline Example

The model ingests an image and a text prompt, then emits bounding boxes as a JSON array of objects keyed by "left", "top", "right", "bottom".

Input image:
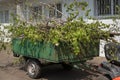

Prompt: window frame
[
  {"left": 30, "top": 5, "right": 42, "bottom": 22},
  {"left": 0, "top": 10, "right": 9, "bottom": 23},
  {"left": 95, "top": 0, "right": 120, "bottom": 18},
  {"left": 49, "top": 3, "right": 62, "bottom": 18}
]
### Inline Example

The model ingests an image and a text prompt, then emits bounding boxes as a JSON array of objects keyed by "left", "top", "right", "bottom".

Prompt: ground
[{"left": 0, "top": 50, "right": 107, "bottom": 80}]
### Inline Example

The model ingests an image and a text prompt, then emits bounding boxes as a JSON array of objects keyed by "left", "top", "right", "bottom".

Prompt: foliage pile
[{"left": 7, "top": 1, "right": 110, "bottom": 55}]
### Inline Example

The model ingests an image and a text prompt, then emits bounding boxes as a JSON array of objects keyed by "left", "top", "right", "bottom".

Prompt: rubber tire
[
  {"left": 62, "top": 63, "right": 73, "bottom": 70},
  {"left": 26, "top": 59, "right": 41, "bottom": 79}
]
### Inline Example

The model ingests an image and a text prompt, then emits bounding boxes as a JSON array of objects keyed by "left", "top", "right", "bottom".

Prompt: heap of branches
[{"left": 7, "top": 1, "right": 110, "bottom": 55}]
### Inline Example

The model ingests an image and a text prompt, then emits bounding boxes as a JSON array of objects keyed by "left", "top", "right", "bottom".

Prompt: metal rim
[{"left": 27, "top": 63, "right": 36, "bottom": 75}]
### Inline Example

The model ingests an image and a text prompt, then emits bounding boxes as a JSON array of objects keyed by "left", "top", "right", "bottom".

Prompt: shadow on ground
[{"left": 40, "top": 64, "right": 99, "bottom": 80}]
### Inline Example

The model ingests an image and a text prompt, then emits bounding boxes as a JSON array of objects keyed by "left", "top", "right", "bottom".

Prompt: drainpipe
[{"left": 111, "top": 0, "right": 114, "bottom": 15}]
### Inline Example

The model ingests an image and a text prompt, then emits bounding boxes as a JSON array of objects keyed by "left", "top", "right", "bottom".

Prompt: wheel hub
[{"left": 28, "top": 63, "right": 36, "bottom": 75}]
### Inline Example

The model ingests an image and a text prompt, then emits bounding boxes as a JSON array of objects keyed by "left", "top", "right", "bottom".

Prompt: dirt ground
[{"left": 0, "top": 50, "right": 107, "bottom": 80}]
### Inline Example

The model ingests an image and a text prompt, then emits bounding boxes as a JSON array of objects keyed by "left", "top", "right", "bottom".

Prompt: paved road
[{"left": 0, "top": 51, "right": 106, "bottom": 80}]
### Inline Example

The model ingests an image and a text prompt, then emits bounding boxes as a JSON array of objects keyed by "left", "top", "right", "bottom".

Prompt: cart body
[{"left": 12, "top": 38, "right": 99, "bottom": 63}]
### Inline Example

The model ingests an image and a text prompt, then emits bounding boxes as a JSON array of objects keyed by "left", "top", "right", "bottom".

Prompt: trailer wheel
[
  {"left": 26, "top": 59, "right": 41, "bottom": 79},
  {"left": 62, "top": 63, "right": 73, "bottom": 70}
]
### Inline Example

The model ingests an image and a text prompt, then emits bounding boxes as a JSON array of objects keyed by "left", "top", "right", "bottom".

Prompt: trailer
[{"left": 12, "top": 38, "right": 99, "bottom": 79}]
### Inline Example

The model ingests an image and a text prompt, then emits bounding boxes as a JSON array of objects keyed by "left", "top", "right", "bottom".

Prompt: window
[
  {"left": 5, "top": 10, "right": 9, "bottom": 23},
  {"left": 57, "top": 4, "right": 62, "bottom": 18},
  {"left": 49, "top": 3, "right": 62, "bottom": 18},
  {"left": 95, "top": 0, "right": 120, "bottom": 16},
  {"left": 0, "top": 11, "right": 4, "bottom": 23},
  {"left": 49, "top": 5, "right": 56, "bottom": 18},
  {"left": 0, "top": 10, "right": 9, "bottom": 23},
  {"left": 31, "top": 6, "right": 42, "bottom": 21},
  {"left": 113, "top": 0, "right": 119, "bottom": 14}
]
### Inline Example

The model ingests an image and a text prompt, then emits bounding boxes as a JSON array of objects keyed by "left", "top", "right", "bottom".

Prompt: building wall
[{"left": 17, "top": 0, "right": 95, "bottom": 21}]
